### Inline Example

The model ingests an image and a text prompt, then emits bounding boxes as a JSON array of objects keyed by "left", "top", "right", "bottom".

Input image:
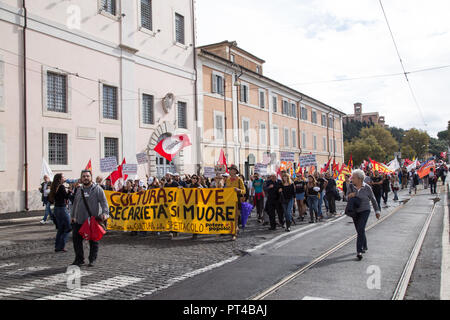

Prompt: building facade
[
  {"left": 0, "top": 0, "right": 198, "bottom": 213},
  {"left": 344, "top": 103, "right": 386, "bottom": 127},
  {"left": 197, "top": 41, "right": 345, "bottom": 179}
]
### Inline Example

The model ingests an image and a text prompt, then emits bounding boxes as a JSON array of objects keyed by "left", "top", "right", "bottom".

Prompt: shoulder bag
[{"left": 79, "top": 188, "right": 107, "bottom": 242}]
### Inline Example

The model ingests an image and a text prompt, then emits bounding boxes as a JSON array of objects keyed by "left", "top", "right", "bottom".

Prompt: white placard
[
  {"left": 255, "top": 163, "right": 268, "bottom": 175},
  {"left": 136, "top": 153, "right": 148, "bottom": 165},
  {"left": 280, "top": 152, "right": 295, "bottom": 162},
  {"left": 299, "top": 154, "right": 317, "bottom": 167},
  {"left": 122, "top": 164, "right": 138, "bottom": 175},
  {"left": 203, "top": 167, "right": 216, "bottom": 178},
  {"left": 100, "top": 157, "right": 118, "bottom": 173}
]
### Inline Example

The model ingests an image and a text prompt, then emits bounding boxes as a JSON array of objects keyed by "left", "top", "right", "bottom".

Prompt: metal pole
[{"left": 23, "top": 0, "right": 29, "bottom": 211}]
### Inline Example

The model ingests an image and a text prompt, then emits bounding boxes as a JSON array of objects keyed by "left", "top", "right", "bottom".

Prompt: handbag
[
  {"left": 79, "top": 189, "right": 106, "bottom": 241},
  {"left": 344, "top": 185, "right": 361, "bottom": 218}
]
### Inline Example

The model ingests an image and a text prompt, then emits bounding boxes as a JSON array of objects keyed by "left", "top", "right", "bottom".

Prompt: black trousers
[
  {"left": 382, "top": 190, "right": 389, "bottom": 204},
  {"left": 266, "top": 201, "right": 284, "bottom": 228},
  {"left": 325, "top": 193, "right": 336, "bottom": 214},
  {"left": 430, "top": 180, "right": 437, "bottom": 194},
  {"left": 72, "top": 223, "right": 99, "bottom": 263}
]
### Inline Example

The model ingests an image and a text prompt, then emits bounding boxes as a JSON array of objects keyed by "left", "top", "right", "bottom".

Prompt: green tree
[
  {"left": 429, "top": 137, "right": 447, "bottom": 157},
  {"left": 402, "top": 129, "right": 430, "bottom": 159},
  {"left": 437, "top": 130, "right": 448, "bottom": 142},
  {"left": 388, "top": 126, "right": 405, "bottom": 145},
  {"left": 400, "top": 145, "right": 416, "bottom": 160},
  {"left": 359, "top": 125, "right": 399, "bottom": 161},
  {"left": 345, "top": 135, "right": 386, "bottom": 165}
]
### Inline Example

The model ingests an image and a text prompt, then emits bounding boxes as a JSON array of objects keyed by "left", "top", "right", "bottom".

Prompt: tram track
[{"left": 251, "top": 187, "right": 442, "bottom": 301}]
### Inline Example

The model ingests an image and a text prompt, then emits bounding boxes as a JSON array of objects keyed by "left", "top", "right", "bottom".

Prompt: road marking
[
  {"left": 38, "top": 276, "right": 142, "bottom": 300},
  {"left": 134, "top": 256, "right": 240, "bottom": 299},
  {"left": 441, "top": 183, "right": 450, "bottom": 300},
  {"left": 0, "top": 217, "right": 42, "bottom": 224},
  {"left": 0, "top": 271, "right": 93, "bottom": 298},
  {"left": 0, "top": 263, "right": 17, "bottom": 269},
  {"left": 302, "top": 296, "right": 330, "bottom": 300},
  {"left": 392, "top": 190, "right": 440, "bottom": 300},
  {"left": 5, "top": 266, "right": 50, "bottom": 276}
]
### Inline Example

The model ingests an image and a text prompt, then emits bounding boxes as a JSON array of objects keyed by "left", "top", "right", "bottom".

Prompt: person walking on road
[
  {"left": 370, "top": 170, "right": 383, "bottom": 209},
  {"left": 391, "top": 173, "right": 400, "bottom": 201},
  {"left": 252, "top": 173, "right": 265, "bottom": 223},
  {"left": 39, "top": 175, "right": 53, "bottom": 225},
  {"left": 428, "top": 168, "right": 437, "bottom": 195},
  {"left": 279, "top": 173, "right": 295, "bottom": 232},
  {"left": 264, "top": 173, "right": 284, "bottom": 230},
  {"left": 294, "top": 175, "right": 307, "bottom": 221},
  {"left": 381, "top": 174, "right": 390, "bottom": 206},
  {"left": 306, "top": 175, "right": 321, "bottom": 223},
  {"left": 70, "top": 170, "right": 109, "bottom": 267},
  {"left": 408, "top": 169, "right": 419, "bottom": 195},
  {"left": 48, "top": 173, "right": 71, "bottom": 253},
  {"left": 224, "top": 165, "right": 246, "bottom": 241},
  {"left": 325, "top": 172, "right": 337, "bottom": 217},
  {"left": 347, "top": 169, "right": 381, "bottom": 261}
]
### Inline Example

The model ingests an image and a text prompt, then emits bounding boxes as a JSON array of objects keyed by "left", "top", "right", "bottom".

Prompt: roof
[
  {"left": 198, "top": 48, "right": 345, "bottom": 116},
  {"left": 198, "top": 40, "right": 266, "bottom": 64}
]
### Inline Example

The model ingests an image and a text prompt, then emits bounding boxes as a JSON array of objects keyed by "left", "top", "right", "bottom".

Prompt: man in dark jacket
[
  {"left": 325, "top": 172, "right": 337, "bottom": 217},
  {"left": 264, "top": 173, "right": 284, "bottom": 230}
]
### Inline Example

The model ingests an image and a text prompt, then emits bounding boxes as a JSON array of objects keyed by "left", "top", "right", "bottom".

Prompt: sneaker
[
  {"left": 40, "top": 220, "right": 46, "bottom": 225},
  {"left": 88, "top": 261, "right": 95, "bottom": 267},
  {"left": 55, "top": 248, "right": 67, "bottom": 253},
  {"left": 46, "top": 220, "right": 53, "bottom": 225},
  {"left": 357, "top": 253, "right": 363, "bottom": 261},
  {"left": 286, "top": 228, "right": 291, "bottom": 232}
]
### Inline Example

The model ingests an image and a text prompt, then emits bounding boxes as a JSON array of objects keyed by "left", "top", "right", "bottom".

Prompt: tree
[
  {"left": 437, "top": 130, "right": 448, "bottom": 142},
  {"left": 359, "top": 125, "right": 399, "bottom": 161},
  {"left": 400, "top": 145, "right": 416, "bottom": 160},
  {"left": 345, "top": 135, "right": 386, "bottom": 165},
  {"left": 388, "top": 126, "right": 405, "bottom": 145},
  {"left": 429, "top": 137, "right": 447, "bottom": 157},
  {"left": 402, "top": 129, "right": 430, "bottom": 159}
]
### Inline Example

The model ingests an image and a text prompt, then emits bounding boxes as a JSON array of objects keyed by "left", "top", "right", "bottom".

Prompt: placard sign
[
  {"left": 136, "top": 153, "right": 149, "bottom": 165},
  {"left": 299, "top": 154, "right": 317, "bottom": 167},
  {"left": 123, "top": 164, "right": 138, "bottom": 175},
  {"left": 280, "top": 152, "right": 295, "bottom": 162},
  {"left": 254, "top": 163, "right": 268, "bottom": 175},
  {"left": 203, "top": 167, "right": 216, "bottom": 178},
  {"left": 100, "top": 157, "right": 118, "bottom": 173}
]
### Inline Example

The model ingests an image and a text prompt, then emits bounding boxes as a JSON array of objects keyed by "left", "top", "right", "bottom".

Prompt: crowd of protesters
[{"left": 37, "top": 158, "right": 448, "bottom": 265}]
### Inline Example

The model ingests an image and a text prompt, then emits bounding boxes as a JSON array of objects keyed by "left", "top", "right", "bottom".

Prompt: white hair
[{"left": 352, "top": 169, "right": 365, "bottom": 181}]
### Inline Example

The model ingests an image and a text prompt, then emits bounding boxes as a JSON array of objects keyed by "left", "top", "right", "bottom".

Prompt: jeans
[
  {"left": 307, "top": 195, "right": 319, "bottom": 221},
  {"left": 42, "top": 198, "right": 52, "bottom": 222},
  {"left": 430, "top": 180, "right": 437, "bottom": 194},
  {"left": 282, "top": 199, "right": 294, "bottom": 228},
  {"left": 255, "top": 195, "right": 265, "bottom": 220},
  {"left": 374, "top": 192, "right": 382, "bottom": 209},
  {"left": 318, "top": 191, "right": 325, "bottom": 216},
  {"left": 72, "top": 223, "right": 99, "bottom": 263},
  {"left": 54, "top": 206, "right": 71, "bottom": 251},
  {"left": 393, "top": 190, "right": 399, "bottom": 201},
  {"left": 382, "top": 191, "right": 389, "bottom": 204},
  {"left": 353, "top": 210, "right": 370, "bottom": 253}
]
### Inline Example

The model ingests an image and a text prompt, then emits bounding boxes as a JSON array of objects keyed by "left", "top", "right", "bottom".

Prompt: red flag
[
  {"left": 323, "top": 158, "right": 331, "bottom": 173},
  {"left": 154, "top": 134, "right": 192, "bottom": 162},
  {"left": 417, "top": 160, "right": 436, "bottom": 179},
  {"left": 348, "top": 154, "right": 353, "bottom": 169},
  {"left": 108, "top": 158, "right": 127, "bottom": 186},
  {"left": 85, "top": 159, "right": 92, "bottom": 172},
  {"left": 218, "top": 149, "right": 229, "bottom": 173}
]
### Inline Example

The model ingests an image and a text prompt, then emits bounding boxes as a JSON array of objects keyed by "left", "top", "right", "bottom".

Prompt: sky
[{"left": 195, "top": 0, "right": 450, "bottom": 138}]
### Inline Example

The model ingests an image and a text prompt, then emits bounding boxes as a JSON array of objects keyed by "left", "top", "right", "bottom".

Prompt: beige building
[
  {"left": 196, "top": 41, "right": 345, "bottom": 179},
  {"left": 344, "top": 103, "right": 387, "bottom": 127},
  {"left": 0, "top": 0, "right": 198, "bottom": 213}
]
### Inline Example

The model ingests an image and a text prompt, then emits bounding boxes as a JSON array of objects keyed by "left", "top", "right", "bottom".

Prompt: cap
[{"left": 173, "top": 173, "right": 180, "bottom": 177}]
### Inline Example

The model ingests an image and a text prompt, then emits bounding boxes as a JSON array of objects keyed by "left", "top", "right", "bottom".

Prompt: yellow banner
[{"left": 105, "top": 188, "right": 238, "bottom": 234}]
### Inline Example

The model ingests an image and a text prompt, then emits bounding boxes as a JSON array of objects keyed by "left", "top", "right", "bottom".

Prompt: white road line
[
  {"left": 0, "top": 217, "right": 42, "bottom": 224},
  {"left": 0, "top": 271, "right": 93, "bottom": 298},
  {"left": 441, "top": 183, "right": 450, "bottom": 300},
  {"left": 302, "top": 296, "right": 330, "bottom": 300},
  {"left": 134, "top": 256, "right": 239, "bottom": 299},
  {"left": 5, "top": 266, "right": 50, "bottom": 276},
  {"left": 38, "top": 276, "right": 142, "bottom": 300},
  {"left": 0, "top": 263, "right": 17, "bottom": 269}
]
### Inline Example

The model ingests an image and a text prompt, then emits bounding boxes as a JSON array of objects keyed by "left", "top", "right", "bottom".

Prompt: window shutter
[
  {"left": 178, "top": 102, "right": 187, "bottom": 129},
  {"left": 141, "top": 0, "right": 152, "bottom": 30},
  {"left": 142, "top": 94, "right": 154, "bottom": 124},
  {"left": 212, "top": 75, "right": 217, "bottom": 94},
  {"left": 175, "top": 13, "right": 185, "bottom": 44}
]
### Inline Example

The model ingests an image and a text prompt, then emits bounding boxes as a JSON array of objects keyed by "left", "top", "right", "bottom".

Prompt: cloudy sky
[{"left": 195, "top": 0, "right": 450, "bottom": 138}]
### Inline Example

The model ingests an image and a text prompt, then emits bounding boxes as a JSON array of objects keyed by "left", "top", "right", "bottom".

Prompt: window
[
  {"left": 230, "top": 54, "right": 235, "bottom": 63},
  {"left": 301, "top": 107, "right": 308, "bottom": 120},
  {"left": 312, "top": 111, "right": 317, "bottom": 124},
  {"left": 260, "top": 123, "right": 267, "bottom": 145},
  {"left": 240, "top": 84, "right": 249, "bottom": 103},
  {"left": 214, "top": 112, "right": 224, "bottom": 140},
  {"left": 302, "top": 132, "right": 307, "bottom": 149},
  {"left": 328, "top": 116, "right": 334, "bottom": 129},
  {"left": 212, "top": 74, "right": 224, "bottom": 96},
  {"left": 142, "top": 94, "right": 154, "bottom": 125},
  {"left": 100, "top": 0, "right": 116, "bottom": 16},
  {"left": 47, "top": 72, "right": 67, "bottom": 113},
  {"left": 104, "top": 137, "right": 119, "bottom": 163},
  {"left": 313, "top": 135, "right": 317, "bottom": 150},
  {"left": 175, "top": 13, "right": 185, "bottom": 44},
  {"left": 333, "top": 139, "right": 337, "bottom": 153},
  {"left": 256, "top": 66, "right": 260, "bottom": 74},
  {"left": 272, "top": 96, "right": 277, "bottom": 113},
  {"left": 282, "top": 100, "right": 289, "bottom": 115},
  {"left": 141, "top": 0, "right": 152, "bottom": 30},
  {"left": 259, "top": 90, "right": 265, "bottom": 109},
  {"left": 273, "top": 126, "right": 279, "bottom": 146},
  {"left": 323, "top": 137, "right": 327, "bottom": 151},
  {"left": 284, "top": 128, "right": 289, "bottom": 147},
  {"left": 322, "top": 114, "right": 327, "bottom": 126},
  {"left": 291, "top": 103, "right": 297, "bottom": 118},
  {"left": 292, "top": 129, "right": 297, "bottom": 148},
  {"left": 48, "top": 133, "right": 68, "bottom": 165},
  {"left": 242, "top": 119, "right": 250, "bottom": 144},
  {"left": 102, "top": 84, "right": 118, "bottom": 120},
  {"left": 177, "top": 101, "right": 187, "bottom": 129}
]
